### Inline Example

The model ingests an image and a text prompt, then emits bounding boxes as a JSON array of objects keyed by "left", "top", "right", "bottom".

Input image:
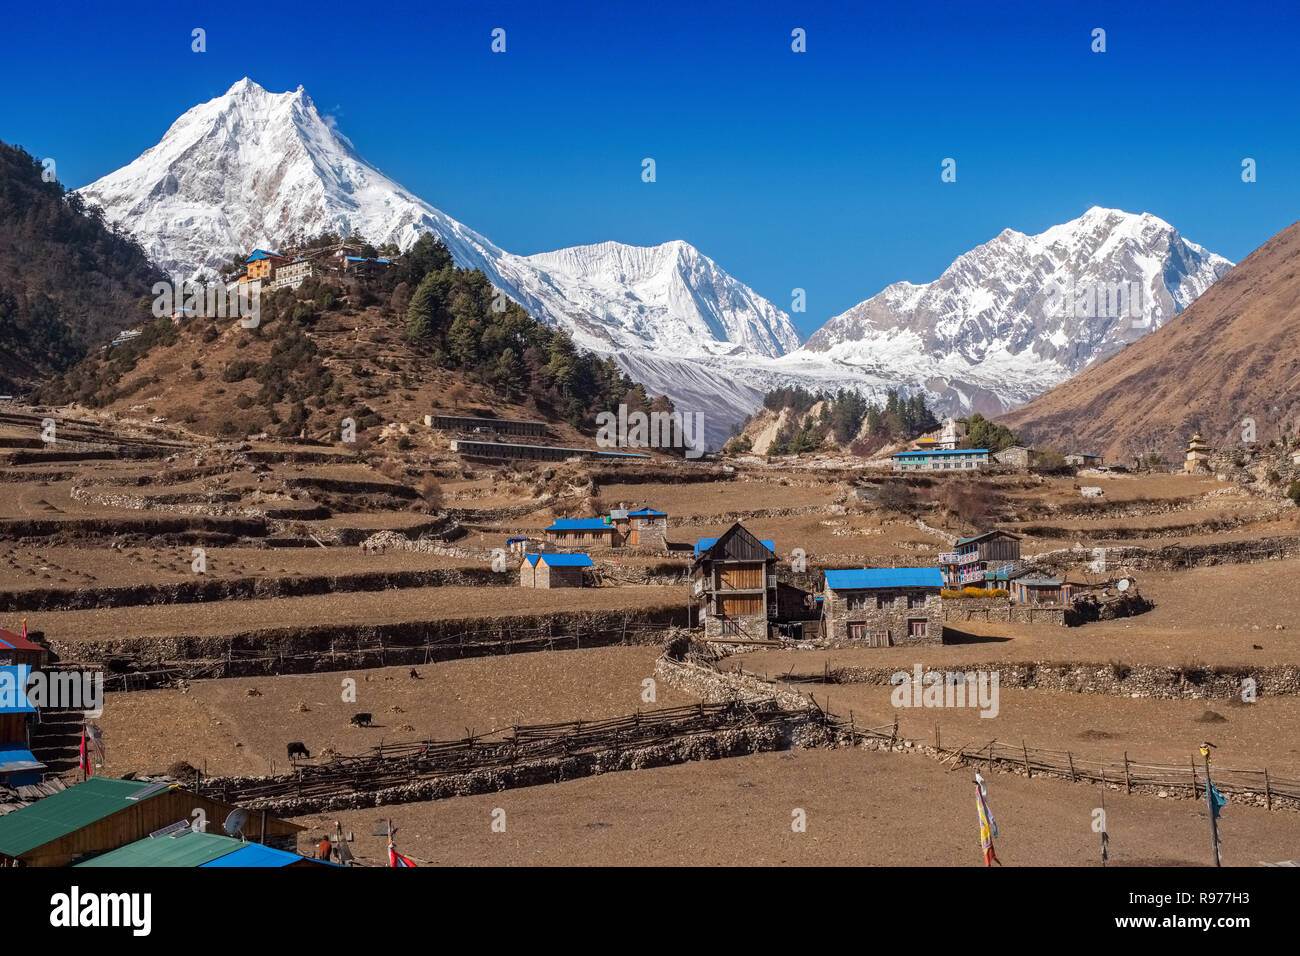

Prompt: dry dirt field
[
  {"left": 31, "top": 583, "right": 682, "bottom": 642},
  {"left": 289, "top": 747, "right": 1300, "bottom": 866},
  {"left": 0, "top": 544, "right": 479, "bottom": 590},
  {"left": 96, "top": 647, "right": 693, "bottom": 777}
]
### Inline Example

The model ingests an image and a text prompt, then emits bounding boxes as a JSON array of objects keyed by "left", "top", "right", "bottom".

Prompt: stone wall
[
  {"left": 821, "top": 659, "right": 1300, "bottom": 700},
  {"left": 940, "top": 596, "right": 1066, "bottom": 626}
]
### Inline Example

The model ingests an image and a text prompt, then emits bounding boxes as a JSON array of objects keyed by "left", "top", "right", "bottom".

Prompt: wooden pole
[
  {"left": 1068, "top": 751, "right": 1077, "bottom": 783},
  {"left": 1264, "top": 768, "right": 1272, "bottom": 811},
  {"left": 936, "top": 723, "right": 941, "bottom": 753},
  {"left": 1123, "top": 752, "right": 1131, "bottom": 794},
  {"left": 1191, "top": 759, "right": 1199, "bottom": 798},
  {"left": 1021, "top": 739, "right": 1032, "bottom": 778},
  {"left": 889, "top": 715, "right": 898, "bottom": 750}
]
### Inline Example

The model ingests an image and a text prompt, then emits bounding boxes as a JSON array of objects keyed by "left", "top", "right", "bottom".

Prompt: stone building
[
  {"left": 691, "top": 523, "right": 777, "bottom": 639},
  {"left": 622, "top": 507, "right": 668, "bottom": 546},
  {"left": 1064, "top": 452, "right": 1102, "bottom": 468},
  {"left": 519, "top": 552, "right": 593, "bottom": 588},
  {"left": 821, "top": 567, "right": 944, "bottom": 647},
  {"left": 271, "top": 258, "right": 315, "bottom": 290},
  {"left": 993, "top": 446, "right": 1031, "bottom": 469}
]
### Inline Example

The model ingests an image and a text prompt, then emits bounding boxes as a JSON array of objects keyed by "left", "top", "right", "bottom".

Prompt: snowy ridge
[{"left": 75, "top": 80, "right": 1234, "bottom": 445}]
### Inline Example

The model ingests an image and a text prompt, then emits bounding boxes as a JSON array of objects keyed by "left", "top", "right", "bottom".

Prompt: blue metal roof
[
  {"left": 525, "top": 553, "right": 594, "bottom": 568},
  {"left": 892, "top": 448, "right": 990, "bottom": 458},
  {"left": 0, "top": 743, "right": 44, "bottom": 776},
  {"left": 505, "top": 536, "right": 528, "bottom": 544},
  {"left": 547, "top": 519, "right": 613, "bottom": 531},
  {"left": 0, "top": 665, "right": 35, "bottom": 715},
  {"left": 200, "top": 842, "right": 305, "bottom": 867},
  {"left": 246, "top": 249, "right": 282, "bottom": 261},
  {"left": 694, "top": 537, "right": 775, "bottom": 556},
  {"left": 627, "top": 508, "right": 666, "bottom": 516},
  {"left": 824, "top": 568, "right": 944, "bottom": 590}
]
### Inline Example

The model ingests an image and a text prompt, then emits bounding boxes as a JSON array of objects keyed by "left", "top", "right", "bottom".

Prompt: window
[
  {"left": 848, "top": 623, "right": 866, "bottom": 640},
  {"left": 876, "top": 594, "right": 896, "bottom": 609},
  {"left": 908, "top": 593, "right": 927, "bottom": 609},
  {"left": 909, "top": 619, "right": 928, "bottom": 638}
]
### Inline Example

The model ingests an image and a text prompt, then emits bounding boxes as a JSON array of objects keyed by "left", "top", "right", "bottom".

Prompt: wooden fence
[{"left": 199, "top": 698, "right": 823, "bottom": 808}]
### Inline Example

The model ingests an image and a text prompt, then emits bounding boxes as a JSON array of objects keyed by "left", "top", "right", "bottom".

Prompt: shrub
[
  {"left": 222, "top": 359, "right": 257, "bottom": 383},
  {"left": 417, "top": 473, "right": 443, "bottom": 508},
  {"left": 1286, "top": 480, "right": 1300, "bottom": 505},
  {"left": 941, "top": 587, "right": 1007, "bottom": 599}
]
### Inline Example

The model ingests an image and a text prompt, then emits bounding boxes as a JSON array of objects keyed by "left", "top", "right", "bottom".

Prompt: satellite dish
[
  {"left": 1117, "top": 578, "right": 1131, "bottom": 592},
  {"left": 224, "top": 809, "right": 249, "bottom": 839}
]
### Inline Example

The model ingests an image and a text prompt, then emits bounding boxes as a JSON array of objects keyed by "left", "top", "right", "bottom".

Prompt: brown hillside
[
  {"left": 1000, "top": 220, "right": 1300, "bottom": 463},
  {"left": 42, "top": 299, "right": 594, "bottom": 449}
]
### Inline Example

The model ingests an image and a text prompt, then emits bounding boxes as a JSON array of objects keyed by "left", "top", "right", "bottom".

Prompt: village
[{"left": 3, "top": 363, "right": 1300, "bottom": 868}]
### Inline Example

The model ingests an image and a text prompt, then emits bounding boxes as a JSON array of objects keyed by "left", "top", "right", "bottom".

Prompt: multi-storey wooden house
[
  {"left": 938, "top": 530, "right": 1022, "bottom": 588},
  {"left": 691, "top": 523, "right": 777, "bottom": 639}
]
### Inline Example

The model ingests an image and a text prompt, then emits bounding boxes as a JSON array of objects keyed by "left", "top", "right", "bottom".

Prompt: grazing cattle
[
  {"left": 409, "top": 668, "right": 422, "bottom": 679},
  {"left": 349, "top": 713, "right": 373, "bottom": 727},
  {"left": 286, "top": 741, "right": 310, "bottom": 760}
]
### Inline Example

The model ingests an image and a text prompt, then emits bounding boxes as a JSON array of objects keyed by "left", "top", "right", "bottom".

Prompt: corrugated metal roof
[
  {"left": 0, "top": 777, "right": 160, "bottom": 856},
  {"left": 246, "top": 249, "right": 282, "bottom": 261},
  {"left": 200, "top": 841, "right": 306, "bottom": 867},
  {"left": 824, "top": 568, "right": 944, "bottom": 590},
  {"left": 535, "top": 553, "right": 593, "bottom": 567},
  {"left": 547, "top": 519, "right": 613, "bottom": 531},
  {"left": 627, "top": 508, "right": 666, "bottom": 516},
  {"left": 892, "top": 449, "right": 990, "bottom": 458},
  {"left": 1016, "top": 577, "right": 1063, "bottom": 587},
  {"left": 0, "top": 629, "right": 43, "bottom": 652},
  {"left": 694, "top": 537, "right": 775, "bottom": 556},
  {"left": 0, "top": 744, "right": 44, "bottom": 776},
  {"left": 75, "top": 830, "right": 246, "bottom": 868},
  {"left": 0, "top": 665, "right": 34, "bottom": 714}
]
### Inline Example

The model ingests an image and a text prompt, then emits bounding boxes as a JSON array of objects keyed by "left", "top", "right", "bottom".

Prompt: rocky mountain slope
[{"left": 1000, "top": 219, "right": 1300, "bottom": 463}]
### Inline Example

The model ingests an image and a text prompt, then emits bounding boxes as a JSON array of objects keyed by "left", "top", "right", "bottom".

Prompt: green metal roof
[
  {"left": 76, "top": 830, "right": 246, "bottom": 868},
  {"left": 0, "top": 777, "right": 162, "bottom": 857}
]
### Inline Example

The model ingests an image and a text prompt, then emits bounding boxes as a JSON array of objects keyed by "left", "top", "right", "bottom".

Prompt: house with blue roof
[
  {"left": 545, "top": 517, "right": 621, "bottom": 548},
  {"left": 821, "top": 567, "right": 944, "bottom": 646},
  {"left": 891, "top": 448, "right": 990, "bottom": 472},
  {"left": 520, "top": 552, "right": 594, "bottom": 588}
]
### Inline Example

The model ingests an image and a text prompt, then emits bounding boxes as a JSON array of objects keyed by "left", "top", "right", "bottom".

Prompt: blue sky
[{"left": 2, "top": 0, "right": 1297, "bottom": 338}]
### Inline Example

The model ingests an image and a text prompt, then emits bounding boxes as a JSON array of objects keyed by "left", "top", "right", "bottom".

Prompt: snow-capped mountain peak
[
  {"left": 75, "top": 78, "right": 797, "bottom": 395},
  {"left": 795, "top": 205, "right": 1233, "bottom": 415}
]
